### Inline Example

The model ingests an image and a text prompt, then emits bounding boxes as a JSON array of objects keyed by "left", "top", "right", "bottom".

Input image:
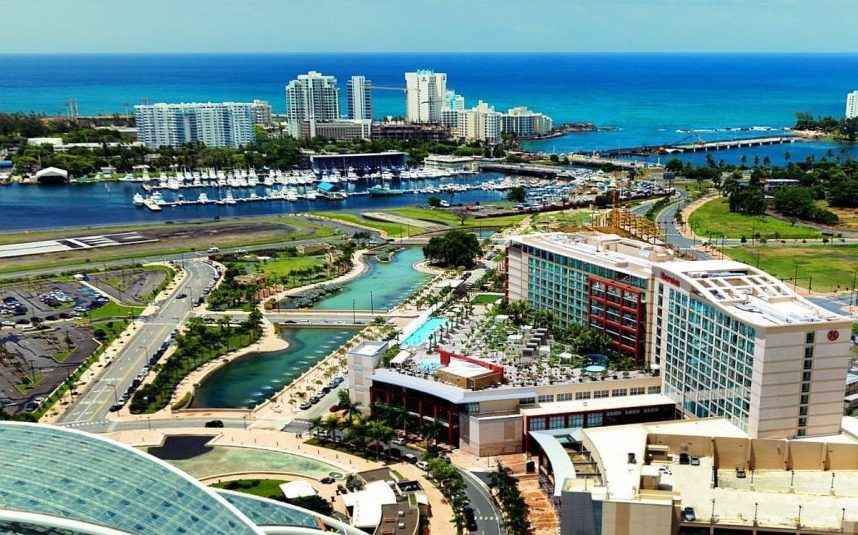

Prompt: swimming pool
[{"left": 402, "top": 316, "right": 446, "bottom": 347}]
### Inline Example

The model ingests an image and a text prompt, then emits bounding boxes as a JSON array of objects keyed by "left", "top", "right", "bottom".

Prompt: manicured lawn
[
  {"left": 312, "top": 212, "right": 411, "bottom": 238},
  {"left": 389, "top": 207, "right": 530, "bottom": 228},
  {"left": 87, "top": 301, "right": 144, "bottom": 320},
  {"left": 258, "top": 255, "right": 325, "bottom": 278},
  {"left": 727, "top": 244, "right": 858, "bottom": 292},
  {"left": 473, "top": 293, "right": 503, "bottom": 304},
  {"left": 689, "top": 198, "right": 822, "bottom": 240},
  {"left": 211, "top": 479, "right": 289, "bottom": 498}
]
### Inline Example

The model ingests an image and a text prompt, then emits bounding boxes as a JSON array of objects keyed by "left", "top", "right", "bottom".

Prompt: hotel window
[
  {"left": 648, "top": 386, "right": 661, "bottom": 394},
  {"left": 557, "top": 393, "right": 574, "bottom": 401},
  {"left": 569, "top": 414, "right": 584, "bottom": 428},
  {"left": 611, "top": 388, "right": 628, "bottom": 397},
  {"left": 538, "top": 395, "right": 554, "bottom": 403},
  {"left": 549, "top": 416, "right": 565, "bottom": 429},
  {"left": 806, "top": 332, "right": 815, "bottom": 344},
  {"left": 587, "top": 413, "right": 603, "bottom": 427},
  {"left": 803, "top": 359, "right": 813, "bottom": 370},
  {"left": 520, "top": 397, "right": 536, "bottom": 405},
  {"left": 575, "top": 392, "right": 591, "bottom": 400},
  {"left": 465, "top": 403, "right": 480, "bottom": 414},
  {"left": 804, "top": 346, "right": 814, "bottom": 359},
  {"left": 529, "top": 418, "right": 546, "bottom": 431},
  {"left": 630, "top": 387, "right": 645, "bottom": 396},
  {"left": 594, "top": 390, "right": 609, "bottom": 399},
  {"left": 802, "top": 371, "right": 812, "bottom": 382}
]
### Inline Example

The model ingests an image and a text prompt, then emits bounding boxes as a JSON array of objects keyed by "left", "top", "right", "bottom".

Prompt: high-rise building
[
  {"left": 501, "top": 106, "right": 553, "bottom": 137},
  {"left": 505, "top": 232, "right": 852, "bottom": 439},
  {"left": 651, "top": 260, "right": 850, "bottom": 438},
  {"left": 285, "top": 71, "right": 340, "bottom": 135},
  {"left": 441, "top": 100, "right": 502, "bottom": 143},
  {"left": 847, "top": 90, "right": 858, "bottom": 119},
  {"left": 405, "top": 70, "right": 446, "bottom": 123},
  {"left": 134, "top": 102, "right": 255, "bottom": 149},
  {"left": 443, "top": 90, "right": 465, "bottom": 111},
  {"left": 251, "top": 99, "right": 272, "bottom": 125},
  {"left": 346, "top": 76, "right": 373, "bottom": 120}
]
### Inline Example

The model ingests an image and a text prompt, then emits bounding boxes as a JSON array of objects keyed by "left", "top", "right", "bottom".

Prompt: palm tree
[
  {"left": 307, "top": 416, "right": 323, "bottom": 438},
  {"left": 323, "top": 415, "right": 340, "bottom": 441},
  {"left": 338, "top": 390, "right": 362, "bottom": 424},
  {"left": 390, "top": 404, "right": 410, "bottom": 435}
]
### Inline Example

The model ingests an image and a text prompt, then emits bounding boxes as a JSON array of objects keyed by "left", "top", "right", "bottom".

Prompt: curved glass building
[{"left": 0, "top": 422, "right": 360, "bottom": 535}]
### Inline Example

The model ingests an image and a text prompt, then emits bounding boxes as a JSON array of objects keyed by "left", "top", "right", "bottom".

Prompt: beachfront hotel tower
[
  {"left": 405, "top": 70, "right": 447, "bottom": 123},
  {"left": 134, "top": 102, "right": 255, "bottom": 149},
  {"left": 847, "top": 90, "right": 858, "bottom": 119},
  {"left": 346, "top": 75, "right": 373, "bottom": 120},
  {"left": 285, "top": 71, "right": 340, "bottom": 136}
]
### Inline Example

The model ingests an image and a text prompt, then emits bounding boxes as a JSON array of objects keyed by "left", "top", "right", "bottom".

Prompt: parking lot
[
  {"left": 0, "top": 280, "right": 112, "bottom": 327},
  {"left": 0, "top": 323, "right": 98, "bottom": 413}
]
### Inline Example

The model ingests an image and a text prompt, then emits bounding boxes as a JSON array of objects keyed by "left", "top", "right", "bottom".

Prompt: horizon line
[{"left": 3, "top": 51, "right": 858, "bottom": 56}]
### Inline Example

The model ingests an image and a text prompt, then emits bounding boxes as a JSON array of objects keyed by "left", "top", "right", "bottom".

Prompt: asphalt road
[{"left": 59, "top": 258, "right": 218, "bottom": 425}]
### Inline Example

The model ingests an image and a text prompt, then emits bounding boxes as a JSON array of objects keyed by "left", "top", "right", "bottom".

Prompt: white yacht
[
  {"left": 132, "top": 193, "right": 145, "bottom": 206},
  {"left": 198, "top": 192, "right": 210, "bottom": 204},
  {"left": 151, "top": 191, "right": 165, "bottom": 205},
  {"left": 224, "top": 190, "right": 237, "bottom": 205}
]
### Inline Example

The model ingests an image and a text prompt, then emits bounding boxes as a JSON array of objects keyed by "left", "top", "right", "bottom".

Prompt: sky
[{"left": 3, "top": 0, "right": 858, "bottom": 54}]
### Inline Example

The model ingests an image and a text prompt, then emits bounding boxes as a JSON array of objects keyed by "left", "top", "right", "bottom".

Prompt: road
[{"left": 59, "top": 258, "right": 219, "bottom": 425}]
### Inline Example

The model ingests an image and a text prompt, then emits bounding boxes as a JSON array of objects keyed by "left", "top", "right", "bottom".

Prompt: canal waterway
[{"left": 191, "top": 247, "right": 430, "bottom": 409}]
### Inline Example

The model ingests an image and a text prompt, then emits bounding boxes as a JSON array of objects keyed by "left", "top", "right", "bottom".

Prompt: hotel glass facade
[{"left": 657, "top": 284, "right": 754, "bottom": 432}]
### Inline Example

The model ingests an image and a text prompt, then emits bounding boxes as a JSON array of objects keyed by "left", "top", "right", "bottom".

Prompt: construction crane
[{"left": 368, "top": 85, "right": 407, "bottom": 92}]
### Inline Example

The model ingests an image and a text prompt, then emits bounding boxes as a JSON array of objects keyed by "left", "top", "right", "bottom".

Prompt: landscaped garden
[{"left": 689, "top": 198, "right": 822, "bottom": 240}]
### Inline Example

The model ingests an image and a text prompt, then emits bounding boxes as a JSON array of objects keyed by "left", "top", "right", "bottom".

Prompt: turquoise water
[
  {"left": 313, "top": 248, "right": 430, "bottom": 311},
  {"left": 191, "top": 328, "right": 356, "bottom": 409},
  {"left": 193, "top": 248, "right": 429, "bottom": 408},
  {"left": 402, "top": 317, "right": 446, "bottom": 347},
  {"left": 166, "top": 446, "right": 339, "bottom": 480}
]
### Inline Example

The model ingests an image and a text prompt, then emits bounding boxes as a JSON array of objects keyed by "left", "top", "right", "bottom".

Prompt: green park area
[
  {"left": 87, "top": 301, "right": 145, "bottom": 320},
  {"left": 254, "top": 254, "right": 326, "bottom": 279},
  {"left": 314, "top": 206, "right": 590, "bottom": 238},
  {"left": 689, "top": 198, "right": 822, "bottom": 240},
  {"left": 212, "top": 479, "right": 290, "bottom": 498},
  {"left": 727, "top": 244, "right": 858, "bottom": 292}
]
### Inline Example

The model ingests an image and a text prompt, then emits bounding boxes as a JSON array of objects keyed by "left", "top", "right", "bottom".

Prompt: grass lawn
[
  {"left": 312, "top": 212, "right": 412, "bottom": 238},
  {"left": 15, "top": 374, "right": 44, "bottom": 395},
  {"left": 389, "top": 207, "right": 530, "bottom": 228},
  {"left": 473, "top": 293, "right": 503, "bottom": 304},
  {"left": 726, "top": 244, "right": 858, "bottom": 292},
  {"left": 689, "top": 198, "right": 822, "bottom": 240},
  {"left": 88, "top": 301, "right": 144, "bottom": 320},
  {"left": 211, "top": 479, "right": 289, "bottom": 498},
  {"left": 258, "top": 255, "right": 325, "bottom": 278}
]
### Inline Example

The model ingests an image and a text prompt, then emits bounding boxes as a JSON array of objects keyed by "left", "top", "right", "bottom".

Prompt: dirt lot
[
  {"left": 0, "top": 217, "right": 332, "bottom": 274},
  {"left": 0, "top": 324, "right": 98, "bottom": 413},
  {"left": 88, "top": 267, "right": 170, "bottom": 305}
]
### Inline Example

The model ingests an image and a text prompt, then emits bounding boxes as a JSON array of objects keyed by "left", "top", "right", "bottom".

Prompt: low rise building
[
  {"left": 297, "top": 119, "right": 372, "bottom": 141},
  {"left": 530, "top": 418, "right": 858, "bottom": 535},
  {"left": 501, "top": 106, "right": 553, "bottom": 138},
  {"left": 371, "top": 121, "right": 452, "bottom": 141},
  {"left": 424, "top": 154, "right": 478, "bottom": 172}
]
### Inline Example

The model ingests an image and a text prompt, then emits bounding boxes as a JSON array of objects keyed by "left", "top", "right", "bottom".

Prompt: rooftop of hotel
[
  {"left": 658, "top": 260, "right": 848, "bottom": 328},
  {"left": 510, "top": 232, "right": 675, "bottom": 275},
  {"left": 547, "top": 419, "right": 858, "bottom": 531}
]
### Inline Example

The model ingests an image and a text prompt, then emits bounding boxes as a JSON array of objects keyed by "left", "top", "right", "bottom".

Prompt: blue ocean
[
  {"left": 1, "top": 53, "right": 857, "bottom": 232},
  {"left": 2, "top": 53, "right": 857, "bottom": 156}
]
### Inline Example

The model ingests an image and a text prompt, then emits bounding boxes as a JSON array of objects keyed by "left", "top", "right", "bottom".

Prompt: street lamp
[
  {"left": 109, "top": 382, "right": 118, "bottom": 404},
  {"left": 352, "top": 299, "right": 356, "bottom": 325},
  {"left": 370, "top": 291, "right": 374, "bottom": 316}
]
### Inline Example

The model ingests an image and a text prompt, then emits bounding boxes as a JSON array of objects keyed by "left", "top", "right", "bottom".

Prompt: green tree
[
  {"left": 427, "top": 196, "right": 442, "bottom": 207},
  {"left": 507, "top": 186, "right": 526, "bottom": 203},
  {"left": 423, "top": 230, "right": 482, "bottom": 269}
]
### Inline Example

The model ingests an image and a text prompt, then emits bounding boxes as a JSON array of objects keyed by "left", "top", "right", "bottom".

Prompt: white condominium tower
[
  {"left": 347, "top": 76, "right": 373, "bottom": 120},
  {"left": 134, "top": 102, "right": 255, "bottom": 149},
  {"left": 285, "top": 71, "right": 340, "bottom": 135},
  {"left": 405, "top": 70, "right": 446, "bottom": 123},
  {"left": 847, "top": 90, "right": 858, "bottom": 119}
]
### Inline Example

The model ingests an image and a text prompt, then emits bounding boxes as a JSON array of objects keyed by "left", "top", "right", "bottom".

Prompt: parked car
[
  {"left": 464, "top": 506, "right": 478, "bottom": 532},
  {"left": 204, "top": 420, "right": 224, "bottom": 428},
  {"left": 681, "top": 507, "right": 696, "bottom": 522},
  {"left": 329, "top": 404, "right": 339, "bottom": 412},
  {"left": 299, "top": 402, "right": 312, "bottom": 410},
  {"left": 403, "top": 453, "right": 418, "bottom": 464},
  {"left": 320, "top": 476, "right": 335, "bottom": 484},
  {"left": 736, "top": 466, "right": 747, "bottom": 479},
  {"left": 393, "top": 437, "right": 406, "bottom": 445},
  {"left": 175, "top": 293, "right": 188, "bottom": 300},
  {"left": 416, "top": 460, "right": 429, "bottom": 471}
]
